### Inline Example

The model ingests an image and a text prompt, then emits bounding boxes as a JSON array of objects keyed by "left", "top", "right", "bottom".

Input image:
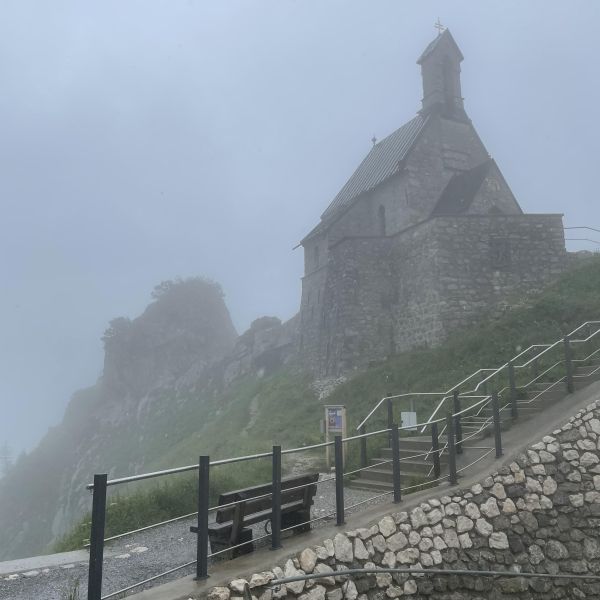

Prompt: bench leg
[
  {"left": 209, "top": 529, "right": 254, "bottom": 560},
  {"left": 282, "top": 510, "right": 311, "bottom": 534}
]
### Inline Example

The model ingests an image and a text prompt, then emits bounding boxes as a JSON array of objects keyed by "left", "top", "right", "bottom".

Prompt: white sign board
[{"left": 401, "top": 411, "right": 417, "bottom": 431}]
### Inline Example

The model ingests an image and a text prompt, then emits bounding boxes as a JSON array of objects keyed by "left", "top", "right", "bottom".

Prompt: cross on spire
[{"left": 434, "top": 18, "right": 445, "bottom": 36}]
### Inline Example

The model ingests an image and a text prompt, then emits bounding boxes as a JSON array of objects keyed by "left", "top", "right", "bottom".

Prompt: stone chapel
[{"left": 298, "top": 29, "right": 566, "bottom": 376}]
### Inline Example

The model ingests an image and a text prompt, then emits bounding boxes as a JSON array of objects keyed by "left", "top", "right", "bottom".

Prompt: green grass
[{"left": 56, "top": 256, "right": 600, "bottom": 551}]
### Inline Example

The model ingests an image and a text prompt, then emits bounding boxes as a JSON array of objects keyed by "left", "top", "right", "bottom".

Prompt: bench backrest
[{"left": 215, "top": 473, "right": 319, "bottom": 524}]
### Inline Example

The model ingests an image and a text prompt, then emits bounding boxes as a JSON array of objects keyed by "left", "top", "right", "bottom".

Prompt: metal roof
[{"left": 320, "top": 114, "right": 427, "bottom": 222}]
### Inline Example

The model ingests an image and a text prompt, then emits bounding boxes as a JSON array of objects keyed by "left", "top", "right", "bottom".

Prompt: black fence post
[
  {"left": 453, "top": 390, "right": 463, "bottom": 455},
  {"left": 508, "top": 361, "right": 518, "bottom": 419},
  {"left": 386, "top": 393, "right": 393, "bottom": 446},
  {"left": 446, "top": 415, "right": 458, "bottom": 485},
  {"left": 491, "top": 392, "right": 503, "bottom": 459},
  {"left": 271, "top": 445, "right": 282, "bottom": 550},
  {"left": 430, "top": 422, "right": 441, "bottom": 479},
  {"left": 391, "top": 423, "right": 402, "bottom": 503},
  {"left": 195, "top": 456, "right": 210, "bottom": 580},
  {"left": 334, "top": 435, "right": 345, "bottom": 526},
  {"left": 359, "top": 424, "right": 368, "bottom": 469},
  {"left": 564, "top": 336, "right": 575, "bottom": 394},
  {"left": 87, "top": 474, "right": 107, "bottom": 600}
]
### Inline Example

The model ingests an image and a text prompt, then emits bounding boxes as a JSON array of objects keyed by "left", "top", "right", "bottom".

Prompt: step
[
  {"left": 378, "top": 447, "right": 448, "bottom": 461},
  {"left": 348, "top": 477, "right": 395, "bottom": 492}
]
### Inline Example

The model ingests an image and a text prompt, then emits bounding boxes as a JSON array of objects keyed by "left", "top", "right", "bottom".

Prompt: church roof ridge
[{"left": 319, "top": 114, "right": 428, "bottom": 222}]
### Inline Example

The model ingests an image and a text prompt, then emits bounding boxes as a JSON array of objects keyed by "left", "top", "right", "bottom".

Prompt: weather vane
[{"left": 434, "top": 18, "right": 445, "bottom": 35}]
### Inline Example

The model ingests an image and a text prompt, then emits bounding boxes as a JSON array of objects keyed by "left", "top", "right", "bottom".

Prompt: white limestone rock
[
  {"left": 284, "top": 561, "right": 306, "bottom": 594},
  {"left": 490, "top": 483, "right": 507, "bottom": 499},
  {"left": 489, "top": 532, "right": 509, "bottom": 550},
  {"left": 539, "top": 450, "right": 556, "bottom": 464},
  {"left": 475, "top": 518, "right": 493, "bottom": 537},
  {"left": 250, "top": 572, "right": 275, "bottom": 588},
  {"left": 443, "top": 529, "right": 460, "bottom": 548},
  {"left": 432, "top": 535, "right": 447, "bottom": 551},
  {"left": 456, "top": 516, "right": 474, "bottom": 533},
  {"left": 372, "top": 534, "right": 386, "bottom": 553},
  {"left": 396, "top": 548, "right": 420, "bottom": 564},
  {"left": 334, "top": 533, "right": 353, "bottom": 563},
  {"left": 464, "top": 502, "right": 480, "bottom": 519},
  {"left": 427, "top": 508, "right": 444, "bottom": 525},
  {"left": 445, "top": 502, "right": 461, "bottom": 516},
  {"left": 387, "top": 531, "right": 409, "bottom": 552},
  {"left": 543, "top": 477, "right": 558, "bottom": 495},
  {"left": 382, "top": 551, "right": 396, "bottom": 568},
  {"left": 299, "top": 548, "right": 318, "bottom": 573},
  {"left": 581, "top": 452, "right": 599, "bottom": 467},
  {"left": 410, "top": 507, "right": 428, "bottom": 529},
  {"left": 404, "top": 580, "right": 418, "bottom": 595},
  {"left": 480, "top": 497, "right": 500, "bottom": 518},
  {"left": 378, "top": 516, "right": 396, "bottom": 537},
  {"left": 354, "top": 538, "right": 370, "bottom": 561},
  {"left": 209, "top": 587, "right": 231, "bottom": 600},
  {"left": 230, "top": 580, "right": 249, "bottom": 594},
  {"left": 502, "top": 498, "right": 517, "bottom": 514}
]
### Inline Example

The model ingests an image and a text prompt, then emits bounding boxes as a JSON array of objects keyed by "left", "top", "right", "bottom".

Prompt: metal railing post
[
  {"left": 491, "top": 392, "right": 503, "bottom": 458},
  {"left": 386, "top": 393, "right": 393, "bottom": 445},
  {"left": 334, "top": 435, "right": 345, "bottom": 526},
  {"left": 271, "top": 445, "right": 282, "bottom": 550},
  {"left": 430, "top": 422, "right": 441, "bottom": 479},
  {"left": 195, "top": 456, "right": 210, "bottom": 580},
  {"left": 508, "top": 361, "right": 518, "bottom": 419},
  {"left": 452, "top": 390, "right": 463, "bottom": 455},
  {"left": 87, "top": 474, "right": 107, "bottom": 600},
  {"left": 391, "top": 423, "right": 402, "bottom": 503},
  {"left": 564, "top": 336, "right": 575, "bottom": 393},
  {"left": 446, "top": 415, "right": 458, "bottom": 485},
  {"left": 359, "top": 424, "right": 367, "bottom": 469}
]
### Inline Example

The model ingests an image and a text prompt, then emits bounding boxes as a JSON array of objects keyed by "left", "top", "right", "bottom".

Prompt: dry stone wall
[{"left": 207, "top": 398, "right": 600, "bottom": 600}]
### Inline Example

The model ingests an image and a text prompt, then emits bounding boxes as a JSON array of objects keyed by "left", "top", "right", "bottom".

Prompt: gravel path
[{"left": 0, "top": 476, "right": 384, "bottom": 600}]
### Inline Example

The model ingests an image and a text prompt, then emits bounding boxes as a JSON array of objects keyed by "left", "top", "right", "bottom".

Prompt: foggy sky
[{"left": 1, "top": 1, "right": 600, "bottom": 458}]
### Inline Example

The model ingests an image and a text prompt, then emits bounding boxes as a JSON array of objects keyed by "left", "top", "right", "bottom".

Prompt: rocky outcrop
[
  {"left": 0, "top": 278, "right": 299, "bottom": 560},
  {"left": 211, "top": 398, "right": 600, "bottom": 599}
]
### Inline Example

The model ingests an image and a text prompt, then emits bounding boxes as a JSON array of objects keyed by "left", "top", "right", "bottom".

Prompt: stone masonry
[{"left": 208, "top": 398, "right": 600, "bottom": 600}]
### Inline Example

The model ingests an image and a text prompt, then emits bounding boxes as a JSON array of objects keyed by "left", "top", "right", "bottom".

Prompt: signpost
[{"left": 324, "top": 405, "right": 347, "bottom": 466}]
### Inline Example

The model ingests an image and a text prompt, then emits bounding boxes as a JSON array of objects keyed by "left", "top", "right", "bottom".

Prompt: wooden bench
[{"left": 191, "top": 473, "right": 319, "bottom": 557}]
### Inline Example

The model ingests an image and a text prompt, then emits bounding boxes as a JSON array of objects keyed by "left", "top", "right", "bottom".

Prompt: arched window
[{"left": 378, "top": 205, "right": 386, "bottom": 236}]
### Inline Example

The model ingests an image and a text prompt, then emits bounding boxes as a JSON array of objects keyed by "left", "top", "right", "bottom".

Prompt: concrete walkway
[{"left": 128, "top": 379, "right": 600, "bottom": 600}]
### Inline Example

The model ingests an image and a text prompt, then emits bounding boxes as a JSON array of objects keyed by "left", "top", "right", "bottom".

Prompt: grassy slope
[{"left": 55, "top": 256, "right": 600, "bottom": 550}]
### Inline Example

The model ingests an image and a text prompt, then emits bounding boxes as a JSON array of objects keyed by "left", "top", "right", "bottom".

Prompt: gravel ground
[{"left": 0, "top": 476, "right": 386, "bottom": 600}]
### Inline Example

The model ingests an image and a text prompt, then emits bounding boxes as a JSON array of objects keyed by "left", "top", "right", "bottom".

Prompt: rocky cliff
[{"left": 0, "top": 277, "right": 298, "bottom": 560}]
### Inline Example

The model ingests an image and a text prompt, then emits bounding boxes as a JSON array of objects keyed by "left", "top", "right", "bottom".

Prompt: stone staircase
[{"left": 350, "top": 360, "right": 600, "bottom": 492}]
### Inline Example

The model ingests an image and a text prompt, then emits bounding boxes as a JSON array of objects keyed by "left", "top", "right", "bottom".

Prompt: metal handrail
[{"left": 357, "top": 320, "right": 600, "bottom": 436}]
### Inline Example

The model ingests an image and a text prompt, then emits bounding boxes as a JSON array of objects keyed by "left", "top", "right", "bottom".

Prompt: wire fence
[{"left": 85, "top": 320, "right": 600, "bottom": 600}]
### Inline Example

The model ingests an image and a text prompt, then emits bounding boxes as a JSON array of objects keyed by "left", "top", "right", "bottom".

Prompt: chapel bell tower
[{"left": 417, "top": 27, "right": 467, "bottom": 120}]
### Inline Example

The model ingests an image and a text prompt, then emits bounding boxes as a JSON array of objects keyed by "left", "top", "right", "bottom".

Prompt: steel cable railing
[{"left": 84, "top": 319, "right": 600, "bottom": 600}]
